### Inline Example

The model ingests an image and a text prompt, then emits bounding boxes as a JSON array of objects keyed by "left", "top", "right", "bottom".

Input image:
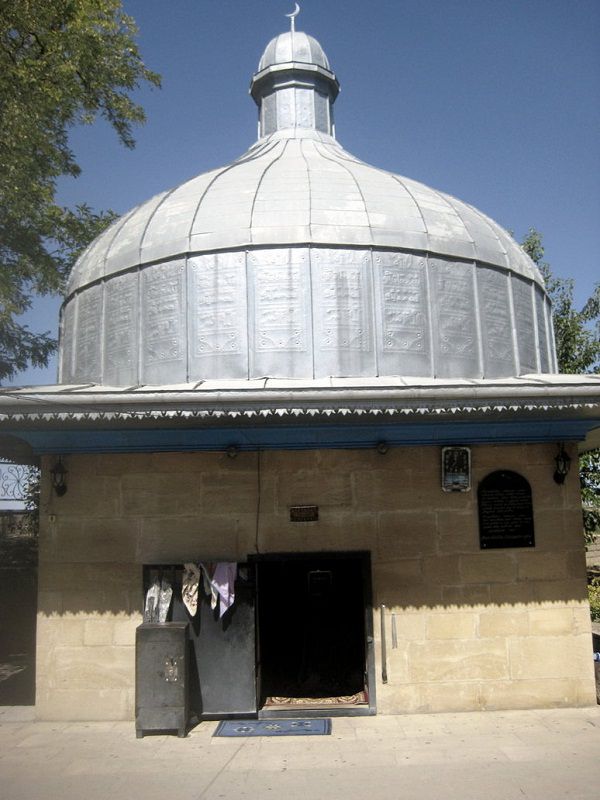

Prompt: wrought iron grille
[{"left": 0, "top": 460, "right": 36, "bottom": 502}]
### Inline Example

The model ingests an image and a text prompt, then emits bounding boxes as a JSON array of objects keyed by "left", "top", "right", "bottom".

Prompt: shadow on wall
[{"left": 38, "top": 562, "right": 141, "bottom": 617}]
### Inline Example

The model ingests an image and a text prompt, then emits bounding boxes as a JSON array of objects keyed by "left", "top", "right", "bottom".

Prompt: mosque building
[{"left": 1, "top": 16, "right": 599, "bottom": 725}]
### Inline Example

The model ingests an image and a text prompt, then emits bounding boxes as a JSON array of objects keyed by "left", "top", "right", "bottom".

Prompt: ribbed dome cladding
[
  {"left": 59, "top": 243, "right": 554, "bottom": 385},
  {"left": 60, "top": 30, "right": 556, "bottom": 386},
  {"left": 65, "top": 133, "right": 543, "bottom": 294},
  {"left": 258, "top": 32, "right": 331, "bottom": 71}
]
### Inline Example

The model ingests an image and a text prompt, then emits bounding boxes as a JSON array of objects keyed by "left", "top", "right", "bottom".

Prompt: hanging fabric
[
  {"left": 199, "top": 562, "right": 238, "bottom": 618},
  {"left": 182, "top": 562, "right": 201, "bottom": 616},
  {"left": 144, "top": 576, "right": 173, "bottom": 623}
]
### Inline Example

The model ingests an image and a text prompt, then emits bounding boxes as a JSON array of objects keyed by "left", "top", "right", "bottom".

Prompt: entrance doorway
[
  {"left": 255, "top": 552, "right": 374, "bottom": 713},
  {"left": 141, "top": 551, "right": 375, "bottom": 720}
]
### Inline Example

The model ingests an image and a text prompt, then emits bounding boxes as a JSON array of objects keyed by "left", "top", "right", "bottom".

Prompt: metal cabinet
[{"left": 135, "top": 622, "right": 189, "bottom": 737}]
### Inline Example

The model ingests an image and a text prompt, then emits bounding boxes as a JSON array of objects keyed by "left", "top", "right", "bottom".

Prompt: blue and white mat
[{"left": 213, "top": 718, "right": 332, "bottom": 737}]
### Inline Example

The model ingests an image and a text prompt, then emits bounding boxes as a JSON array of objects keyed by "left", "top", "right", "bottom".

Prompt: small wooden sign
[{"left": 290, "top": 505, "right": 319, "bottom": 522}]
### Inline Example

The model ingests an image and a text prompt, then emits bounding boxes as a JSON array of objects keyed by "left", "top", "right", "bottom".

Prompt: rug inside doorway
[
  {"left": 264, "top": 690, "right": 367, "bottom": 706},
  {"left": 213, "top": 719, "right": 332, "bottom": 737}
]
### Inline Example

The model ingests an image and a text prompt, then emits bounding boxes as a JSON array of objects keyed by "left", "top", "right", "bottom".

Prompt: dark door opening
[{"left": 256, "top": 554, "right": 369, "bottom": 707}]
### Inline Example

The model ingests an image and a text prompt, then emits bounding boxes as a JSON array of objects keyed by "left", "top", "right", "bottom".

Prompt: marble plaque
[
  {"left": 478, "top": 470, "right": 535, "bottom": 549},
  {"left": 104, "top": 272, "right": 139, "bottom": 385},
  {"left": 74, "top": 286, "right": 102, "bottom": 383}
]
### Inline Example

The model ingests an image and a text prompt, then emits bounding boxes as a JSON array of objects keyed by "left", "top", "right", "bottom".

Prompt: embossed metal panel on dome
[
  {"left": 249, "top": 249, "right": 313, "bottom": 379},
  {"left": 58, "top": 26, "right": 556, "bottom": 387},
  {"left": 104, "top": 272, "right": 139, "bottom": 386},
  {"left": 477, "top": 266, "right": 516, "bottom": 378},
  {"left": 373, "top": 252, "right": 431, "bottom": 378},
  {"left": 189, "top": 252, "right": 248, "bottom": 380}
]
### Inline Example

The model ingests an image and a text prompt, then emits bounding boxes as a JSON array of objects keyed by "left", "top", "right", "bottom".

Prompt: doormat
[
  {"left": 213, "top": 719, "right": 332, "bottom": 737},
  {"left": 264, "top": 691, "right": 367, "bottom": 706}
]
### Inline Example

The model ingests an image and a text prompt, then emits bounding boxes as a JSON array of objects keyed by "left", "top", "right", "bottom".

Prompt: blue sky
[{"left": 12, "top": 0, "right": 600, "bottom": 385}]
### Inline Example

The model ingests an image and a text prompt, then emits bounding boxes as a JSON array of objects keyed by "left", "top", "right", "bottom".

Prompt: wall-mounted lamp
[
  {"left": 553, "top": 444, "right": 571, "bottom": 485},
  {"left": 226, "top": 445, "right": 239, "bottom": 459},
  {"left": 376, "top": 441, "right": 389, "bottom": 455},
  {"left": 50, "top": 457, "right": 68, "bottom": 496}
]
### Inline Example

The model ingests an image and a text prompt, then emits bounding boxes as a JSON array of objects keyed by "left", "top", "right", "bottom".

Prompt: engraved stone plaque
[
  {"left": 104, "top": 272, "right": 139, "bottom": 385},
  {"left": 477, "top": 267, "right": 515, "bottom": 377},
  {"left": 141, "top": 262, "right": 186, "bottom": 383},
  {"left": 189, "top": 253, "right": 247, "bottom": 379},
  {"left": 430, "top": 259, "right": 479, "bottom": 378},
  {"left": 74, "top": 285, "right": 102, "bottom": 383},
  {"left": 478, "top": 470, "right": 535, "bottom": 549}
]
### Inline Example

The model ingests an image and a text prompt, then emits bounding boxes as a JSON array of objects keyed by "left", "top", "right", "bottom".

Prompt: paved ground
[{"left": 1, "top": 705, "right": 600, "bottom": 800}]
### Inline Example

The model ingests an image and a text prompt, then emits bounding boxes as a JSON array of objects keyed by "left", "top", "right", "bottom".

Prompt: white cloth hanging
[{"left": 182, "top": 563, "right": 200, "bottom": 616}]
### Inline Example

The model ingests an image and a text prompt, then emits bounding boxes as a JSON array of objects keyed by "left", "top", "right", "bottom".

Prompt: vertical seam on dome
[
  {"left": 248, "top": 140, "right": 290, "bottom": 238},
  {"left": 299, "top": 139, "right": 316, "bottom": 378},
  {"left": 96, "top": 207, "right": 139, "bottom": 283},
  {"left": 299, "top": 138, "right": 313, "bottom": 231},
  {"left": 186, "top": 142, "right": 282, "bottom": 249},
  {"left": 313, "top": 142, "right": 373, "bottom": 238},
  {"left": 138, "top": 186, "right": 183, "bottom": 265},
  {"left": 410, "top": 182, "right": 477, "bottom": 252},
  {"left": 388, "top": 175, "right": 430, "bottom": 239}
]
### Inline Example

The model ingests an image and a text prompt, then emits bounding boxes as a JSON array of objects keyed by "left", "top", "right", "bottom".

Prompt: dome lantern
[{"left": 250, "top": 27, "right": 340, "bottom": 138}]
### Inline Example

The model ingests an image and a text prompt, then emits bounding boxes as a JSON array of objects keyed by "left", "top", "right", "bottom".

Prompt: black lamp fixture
[
  {"left": 50, "top": 457, "right": 68, "bottom": 496},
  {"left": 553, "top": 444, "right": 571, "bottom": 485},
  {"left": 376, "top": 441, "right": 389, "bottom": 455}
]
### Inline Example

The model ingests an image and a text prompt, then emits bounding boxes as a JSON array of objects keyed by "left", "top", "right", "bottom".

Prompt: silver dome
[
  {"left": 60, "top": 30, "right": 556, "bottom": 386},
  {"left": 258, "top": 31, "right": 331, "bottom": 71}
]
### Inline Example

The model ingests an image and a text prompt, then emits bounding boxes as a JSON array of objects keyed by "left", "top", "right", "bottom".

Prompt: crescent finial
[{"left": 286, "top": 3, "right": 301, "bottom": 33}]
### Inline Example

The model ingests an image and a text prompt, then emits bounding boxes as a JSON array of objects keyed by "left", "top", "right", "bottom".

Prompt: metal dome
[
  {"left": 258, "top": 30, "right": 331, "bottom": 71},
  {"left": 59, "top": 29, "right": 556, "bottom": 387}
]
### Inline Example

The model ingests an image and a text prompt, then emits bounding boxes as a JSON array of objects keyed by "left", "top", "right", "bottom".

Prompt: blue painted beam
[{"left": 7, "top": 418, "right": 595, "bottom": 455}]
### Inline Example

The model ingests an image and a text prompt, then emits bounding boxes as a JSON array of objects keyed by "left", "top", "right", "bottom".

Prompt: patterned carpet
[{"left": 264, "top": 691, "right": 368, "bottom": 707}]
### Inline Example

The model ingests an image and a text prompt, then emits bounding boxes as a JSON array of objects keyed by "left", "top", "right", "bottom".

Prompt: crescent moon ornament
[{"left": 286, "top": 3, "right": 301, "bottom": 33}]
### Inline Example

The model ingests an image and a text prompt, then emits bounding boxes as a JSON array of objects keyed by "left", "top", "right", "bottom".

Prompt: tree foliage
[
  {"left": 0, "top": 0, "right": 160, "bottom": 382},
  {"left": 522, "top": 228, "right": 600, "bottom": 544}
]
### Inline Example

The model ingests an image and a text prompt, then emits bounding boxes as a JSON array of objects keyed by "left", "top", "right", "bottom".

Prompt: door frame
[{"left": 251, "top": 550, "right": 377, "bottom": 718}]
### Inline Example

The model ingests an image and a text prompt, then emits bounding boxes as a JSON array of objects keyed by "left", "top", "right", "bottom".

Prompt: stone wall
[{"left": 36, "top": 442, "right": 597, "bottom": 720}]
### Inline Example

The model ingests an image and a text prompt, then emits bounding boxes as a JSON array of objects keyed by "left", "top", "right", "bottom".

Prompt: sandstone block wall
[{"left": 36, "top": 442, "right": 596, "bottom": 720}]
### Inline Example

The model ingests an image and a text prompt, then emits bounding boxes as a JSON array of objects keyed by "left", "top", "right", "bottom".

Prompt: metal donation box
[{"left": 135, "top": 622, "right": 189, "bottom": 738}]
